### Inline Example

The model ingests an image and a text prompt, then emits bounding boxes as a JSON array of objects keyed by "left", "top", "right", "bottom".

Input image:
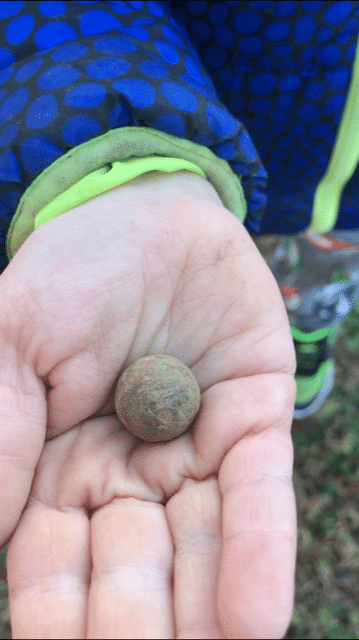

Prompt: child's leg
[{"left": 255, "top": 232, "right": 359, "bottom": 419}]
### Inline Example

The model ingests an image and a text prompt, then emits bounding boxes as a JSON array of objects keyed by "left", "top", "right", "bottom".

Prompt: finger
[
  {"left": 0, "top": 338, "right": 46, "bottom": 546},
  {"left": 131, "top": 374, "right": 296, "bottom": 639},
  {"left": 131, "top": 373, "right": 296, "bottom": 496},
  {"left": 166, "top": 477, "right": 223, "bottom": 639},
  {"left": 87, "top": 498, "right": 174, "bottom": 639},
  {"left": 192, "top": 372, "right": 297, "bottom": 477},
  {"left": 218, "top": 426, "right": 297, "bottom": 639},
  {"left": 6, "top": 500, "right": 90, "bottom": 639}
]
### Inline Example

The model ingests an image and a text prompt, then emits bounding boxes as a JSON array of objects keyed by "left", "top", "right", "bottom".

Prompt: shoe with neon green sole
[
  {"left": 268, "top": 231, "right": 359, "bottom": 419},
  {"left": 292, "top": 325, "right": 337, "bottom": 419}
]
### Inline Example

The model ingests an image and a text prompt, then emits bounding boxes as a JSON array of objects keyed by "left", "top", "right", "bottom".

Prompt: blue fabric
[
  {"left": 165, "top": 0, "right": 359, "bottom": 234},
  {"left": 0, "top": 1, "right": 358, "bottom": 273}
]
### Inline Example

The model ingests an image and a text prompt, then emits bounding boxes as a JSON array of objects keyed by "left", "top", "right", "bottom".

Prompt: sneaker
[
  {"left": 291, "top": 325, "right": 336, "bottom": 419},
  {"left": 268, "top": 231, "right": 359, "bottom": 419}
]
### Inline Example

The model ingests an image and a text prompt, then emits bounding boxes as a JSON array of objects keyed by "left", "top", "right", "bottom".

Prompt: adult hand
[{"left": 0, "top": 171, "right": 297, "bottom": 638}]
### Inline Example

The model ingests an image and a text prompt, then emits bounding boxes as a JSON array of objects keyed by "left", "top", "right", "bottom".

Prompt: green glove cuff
[
  {"left": 33, "top": 156, "right": 207, "bottom": 231},
  {"left": 6, "top": 126, "right": 247, "bottom": 261}
]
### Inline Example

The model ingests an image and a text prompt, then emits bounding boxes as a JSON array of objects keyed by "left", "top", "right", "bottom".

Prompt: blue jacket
[{"left": 0, "top": 1, "right": 358, "bottom": 272}]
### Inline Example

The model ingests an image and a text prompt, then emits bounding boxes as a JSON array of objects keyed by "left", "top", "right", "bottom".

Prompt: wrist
[
  {"left": 108, "top": 169, "right": 224, "bottom": 209},
  {"left": 27, "top": 168, "right": 231, "bottom": 262}
]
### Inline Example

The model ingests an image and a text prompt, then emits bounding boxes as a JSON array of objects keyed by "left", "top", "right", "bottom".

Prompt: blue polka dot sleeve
[
  {"left": 1, "top": 1, "right": 359, "bottom": 274},
  {"left": 167, "top": 0, "right": 359, "bottom": 235},
  {"left": 0, "top": 0, "right": 266, "bottom": 272}
]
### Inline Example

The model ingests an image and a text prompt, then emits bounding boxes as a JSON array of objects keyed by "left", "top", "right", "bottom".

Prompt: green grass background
[{"left": 285, "top": 301, "right": 359, "bottom": 639}]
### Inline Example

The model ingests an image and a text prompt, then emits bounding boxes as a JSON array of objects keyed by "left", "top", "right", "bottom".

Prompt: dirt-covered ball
[{"left": 115, "top": 355, "right": 201, "bottom": 442}]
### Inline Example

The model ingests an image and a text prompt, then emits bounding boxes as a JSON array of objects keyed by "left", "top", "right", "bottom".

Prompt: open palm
[{"left": 0, "top": 177, "right": 297, "bottom": 638}]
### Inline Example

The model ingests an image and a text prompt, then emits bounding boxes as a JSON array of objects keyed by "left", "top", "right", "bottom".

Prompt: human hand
[{"left": 0, "top": 170, "right": 297, "bottom": 638}]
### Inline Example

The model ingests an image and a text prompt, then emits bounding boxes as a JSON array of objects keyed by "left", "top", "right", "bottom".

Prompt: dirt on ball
[{"left": 115, "top": 355, "right": 201, "bottom": 442}]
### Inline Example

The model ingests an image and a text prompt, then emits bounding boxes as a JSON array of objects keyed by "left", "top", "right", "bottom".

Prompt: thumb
[{"left": 0, "top": 337, "right": 46, "bottom": 546}]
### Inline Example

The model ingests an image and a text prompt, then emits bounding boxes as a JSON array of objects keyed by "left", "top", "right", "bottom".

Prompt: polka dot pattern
[
  {"left": 168, "top": 0, "right": 359, "bottom": 234},
  {"left": 0, "top": 0, "right": 265, "bottom": 271},
  {"left": 0, "top": 1, "right": 358, "bottom": 273}
]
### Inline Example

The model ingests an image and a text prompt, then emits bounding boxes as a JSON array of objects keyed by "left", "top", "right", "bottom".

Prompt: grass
[
  {"left": 285, "top": 302, "right": 359, "bottom": 639},
  {"left": 0, "top": 548, "right": 10, "bottom": 639}
]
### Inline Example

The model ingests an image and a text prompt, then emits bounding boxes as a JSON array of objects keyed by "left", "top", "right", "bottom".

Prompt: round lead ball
[{"left": 115, "top": 355, "right": 201, "bottom": 442}]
